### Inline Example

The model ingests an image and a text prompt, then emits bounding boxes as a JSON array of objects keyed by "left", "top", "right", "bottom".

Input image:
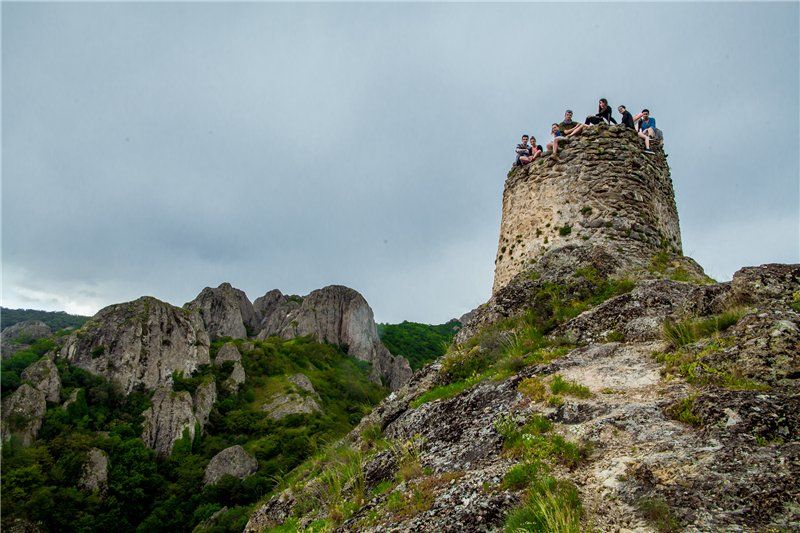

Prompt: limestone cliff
[
  {"left": 59, "top": 296, "right": 210, "bottom": 393},
  {"left": 184, "top": 282, "right": 260, "bottom": 340},
  {"left": 493, "top": 124, "right": 684, "bottom": 293},
  {"left": 255, "top": 286, "right": 412, "bottom": 390}
]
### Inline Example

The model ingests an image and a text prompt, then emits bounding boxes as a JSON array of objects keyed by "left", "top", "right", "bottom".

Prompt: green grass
[
  {"left": 666, "top": 396, "right": 702, "bottom": 426},
  {"left": 410, "top": 371, "right": 490, "bottom": 408},
  {"left": 638, "top": 498, "right": 680, "bottom": 532},
  {"left": 494, "top": 414, "right": 590, "bottom": 469},
  {"left": 662, "top": 308, "right": 747, "bottom": 348},
  {"left": 503, "top": 464, "right": 583, "bottom": 533},
  {"left": 377, "top": 320, "right": 460, "bottom": 370},
  {"left": 549, "top": 375, "right": 591, "bottom": 398}
]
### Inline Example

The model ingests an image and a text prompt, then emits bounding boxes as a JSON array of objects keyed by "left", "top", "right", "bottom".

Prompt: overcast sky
[{"left": 2, "top": 2, "right": 798, "bottom": 323}]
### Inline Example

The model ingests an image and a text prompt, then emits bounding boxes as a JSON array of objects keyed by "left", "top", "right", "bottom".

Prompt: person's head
[
  {"left": 618, "top": 105, "right": 626, "bottom": 114},
  {"left": 530, "top": 136, "right": 536, "bottom": 145},
  {"left": 599, "top": 98, "right": 608, "bottom": 110},
  {"left": 641, "top": 109, "right": 650, "bottom": 119},
  {"left": 551, "top": 123, "right": 559, "bottom": 133},
  {"left": 521, "top": 134, "right": 529, "bottom": 143},
  {"left": 564, "top": 110, "right": 573, "bottom": 121}
]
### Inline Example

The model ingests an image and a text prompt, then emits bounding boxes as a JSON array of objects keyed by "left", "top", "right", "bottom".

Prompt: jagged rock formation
[
  {"left": 262, "top": 373, "right": 322, "bottom": 420},
  {"left": 141, "top": 388, "right": 198, "bottom": 457},
  {"left": 203, "top": 445, "right": 259, "bottom": 486},
  {"left": 214, "top": 343, "right": 246, "bottom": 393},
  {"left": 1, "top": 320, "right": 51, "bottom": 358},
  {"left": 21, "top": 357, "right": 62, "bottom": 403},
  {"left": 214, "top": 342, "right": 241, "bottom": 364},
  {"left": 1, "top": 384, "right": 47, "bottom": 445},
  {"left": 193, "top": 380, "right": 217, "bottom": 430},
  {"left": 59, "top": 296, "right": 210, "bottom": 393},
  {"left": 184, "top": 282, "right": 259, "bottom": 340},
  {"left": 78, "top": 448, "right": 109, "bottom": 494},
  {"left": 493, "top": 125, "right": 683, "bottom": 293},
  {"left": 255, "top": 286, "right": 411, "bottom": 390}
]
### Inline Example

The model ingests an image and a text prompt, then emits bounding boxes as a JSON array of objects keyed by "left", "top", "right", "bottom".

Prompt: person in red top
[{"left": 519, "top": 136, "right": 543, "bottom": 165}]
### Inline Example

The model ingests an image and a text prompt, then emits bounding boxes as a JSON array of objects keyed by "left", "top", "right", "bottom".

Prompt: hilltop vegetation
[
  {"left": 1, "top": 307, "right": 90, "bottom": 331},
  {"left": 377, "top": 320, "right": 460, "bottom": 370},
  {"left": 1, "top": 335, "right": 387, "bottom": 533}
]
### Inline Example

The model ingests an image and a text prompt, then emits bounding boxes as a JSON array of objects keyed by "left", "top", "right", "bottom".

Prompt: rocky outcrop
[
  {"left": 256, "top": 286, "right": 411, "bottom": 390},
  {"left": 141, "top": 388, "right": 197, "bottom": 457},
  {"left": 21, "top": 357, "right": 61, "bottom": 403},
  {"left": 184, "top": 282, "right": 259, "bottom": 340},
  {"left": 214, "top": 343, "right": 241, "bottom": 365},
  {"left": 224, "top": 361, "right": 247, "bottom": 393},
  {"left": 203, "top": 445, "right": 258, "bottom": 486},
  {"left": 78, "top": 448, "right": 109, "bottom": 494},
  {"left": 193, "top": 380, "right": 217, "bottom": 430},
  {"left": 262, "top": 373, "right": 322, "bottom": 420},
  {"left": 2, "top": 320, "right": 51, "bottom": 358},
  {"left": 493, "top": 124, "right": 683, "bottom": 293},
  {"left": 248, "top": 263, "right": 800, "bottom": 532},
  {"left": 1, "top": 384, "right": 47, "bottom": 445},
  {"left": 59, "top": 296, "right": 210, "bottom": 394}
]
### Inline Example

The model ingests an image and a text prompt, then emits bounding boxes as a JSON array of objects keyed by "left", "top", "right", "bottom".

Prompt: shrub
[
  {"left": 666, "top": 396, "right": 702, "bottom": 426},
  {"left": 662, "top": 308, "right": 747, "bottom": 348},
  {"left": 558, "top": 225, "right": 572, "bottom": 236},
  {"left": 638, "top": 498, "right": 680, "bottom": 532}
]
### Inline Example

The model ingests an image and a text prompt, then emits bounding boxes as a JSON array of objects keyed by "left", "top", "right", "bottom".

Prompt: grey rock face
[
  {"left": 59, "top": 296, "right": 210, "bottom": 394},
  {"left": 203, "top": 445, "right": 258, "bottom": 486},
  {"left": 256, "top": 285, "right": 411, "bottom": 390},
  {"left": 62, "top": 388, "right": 80, "bottom": 409},
  {"left": 731, "top": 263, "right": 800, "bottom": 306},
  {"left": 1, "top": 384, "right": 47, "bottom": 445},
  {"left": 214, "top": 342, "right": 241, "bottom": 365},
  {"left": 21, "top": 357, "right": 61, "bottom": 403},
  {"left": 78, "top": 448, "right": 109, "bottom": 494},
  {"left": 224, "top": 361, "right": 246, "bottom": 393},
  {"left": 141, "top": 388, "right": 197, "bottom": 457},
  {"left": 1, "top": 320, "right": 51, "bottom": 359},
  {"left": 185, "top": 282, "right": 259, "bottom": 340},
  {"left": 193, "top": 380, "right": 217, "bottom": 430},
  {"left": 262, "top": 373, "right": 321, "bottom": 420}
]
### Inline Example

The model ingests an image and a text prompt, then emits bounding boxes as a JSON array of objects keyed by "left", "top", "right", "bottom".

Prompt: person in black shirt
[
  {"left": 585, "top": 98, "right": 617, "bottom": 125},
  {"left": 618, "top": 105, "right": 635, "bottom": 129}
]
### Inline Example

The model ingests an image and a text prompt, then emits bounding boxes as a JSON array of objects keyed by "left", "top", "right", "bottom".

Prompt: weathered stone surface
[
  {"left": 261, "top": 373, "right": 321, "bottom": 420},
  {"left": 184, "top": 282, "right": 259, "bottom": 340},
  {"left": 59, "top": 296, "right": 210, "bottom": 394},
  {"left": 214, "top": 342, "right": 241, "bottom": 365},
  {"left": 1, "top": 320, "right": 51, "bottom": 359},
  {"left": 62, "top": 388, "right": 80, "bottom": 409},
  {"left": 244, "top": 489, "right": 298, "bottom": 532},
  {"left": 203, "top": 445, "right": 258, "bottom": 486},
  {"left": 731, "top": 263, "right": 800, "bottom": 306},
  {"left": 494, "top": 124, "right": 683, "bottom": 293},
  {"left": 256, "top": 285, "right": 411, "bottom": 390},
  {"left": 224, "top": 361, "right": 247, "bottom": 393},
  {"left": 78, "top": 448, "right": 109, "bottom": 494},
  {"left": 193, "top": 380, "right": 217, "bottom": 430},
  {"left": 1, "top": 384, "right": 47, "bottom": 445},
  {"left": 21, "top": 357, "right": 61, "bottom": 403},
  {"left": 141, "top": 388, "right": 197, "bottom": 457}
]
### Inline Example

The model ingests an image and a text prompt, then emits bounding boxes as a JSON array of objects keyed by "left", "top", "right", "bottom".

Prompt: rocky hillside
[{"left": 244, "top": 245, "right": 799, "bottom": 532}]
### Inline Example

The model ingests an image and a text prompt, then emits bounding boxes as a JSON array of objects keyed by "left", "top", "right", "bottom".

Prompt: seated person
[
  {"left": 546, "top": 123, "right": 564, "bottom": 158},
  {"left": 634, "top": 109, "right": 657, "bottom": 154},
  {"left": 519, "top": 136, "right": 544, "bottom": 165},
  {"left": 618, "top": 105, "right": 635, "bottom": 129},
  {"left": 559, "top": 109, "right": 588, "bottom": 137},
  {"left": 514, "top": 134, "right": 531, "bottom": 166},
  {"left": 585, "top": 98, "right": 617, "bottom": 125}
]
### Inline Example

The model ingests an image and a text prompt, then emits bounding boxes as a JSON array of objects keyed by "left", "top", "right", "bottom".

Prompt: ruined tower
[{"left": 492, "top": 125, "right": 682, "bottom": 293}]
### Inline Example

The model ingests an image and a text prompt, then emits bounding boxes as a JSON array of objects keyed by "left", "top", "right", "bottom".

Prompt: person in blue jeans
[
  {"left": 634, "top": 109, "right": 656, "bottom": 154},
  {"left": 515, "top": 134, "right": 531, "bottom": 166}
]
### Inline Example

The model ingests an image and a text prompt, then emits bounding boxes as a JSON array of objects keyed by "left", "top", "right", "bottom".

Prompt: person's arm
[
  {"left": 632, "top": 112, "right": 644, "bottom": 122},
  {"left": 516, "top": 145, "right": 528, "bottom": 155}
]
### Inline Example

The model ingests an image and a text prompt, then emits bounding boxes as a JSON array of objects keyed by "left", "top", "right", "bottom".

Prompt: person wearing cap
[{"left": 634, "top": 109, "right": 656, "bottom": 154}]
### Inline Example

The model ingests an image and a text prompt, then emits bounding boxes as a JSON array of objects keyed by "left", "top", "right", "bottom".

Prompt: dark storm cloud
[{"left": 3, "top": 3, "right": 798, "bottom": 321}]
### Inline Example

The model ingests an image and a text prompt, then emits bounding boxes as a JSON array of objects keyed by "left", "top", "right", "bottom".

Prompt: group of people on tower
[{"left": 514, "top": 99, "right": 660, "bottom": 166}]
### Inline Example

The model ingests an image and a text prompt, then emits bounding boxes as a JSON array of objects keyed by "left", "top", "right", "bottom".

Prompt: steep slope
[{"left": 244, "top": 248, "right": 799, "bottom": 532}]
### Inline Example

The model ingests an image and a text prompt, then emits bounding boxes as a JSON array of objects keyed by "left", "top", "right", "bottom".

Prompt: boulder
[
  {"left": 203, "top": 445, "right": 258, "bottom": 486},
  {"left": 59, "top": 296, "right": 210, "bottom": 394},
  {"left": 21, "top": 357, "right": 61, "bottom": 403},
  {"left": 78, "top": 448, "right": 109, "bottom": 494},
  {"left": 262, "top": 373, "right": 321, "bottom": 420},
  {"left": 214, "top": 343, "right": 241, "bottom": 365},
  {"left": 1, "top": 384, "right": 47, "bottom": 445},
  {"left": 141, "top": 388, "right": 197, "bottom": 457},
  {"left": 1, "top": 320, "right": 51, "bottom": 359},
  {"left": 731, "top": 264, "right": 800, "bottom": 307},
  {"left": 193, "top": 380, "right": 217, "bottom": 430},
  {"left": 224, "top": 361, "right": 247, "bottom": 393},
  {"left": 184, "top": 282, "right": 259, "bottom": 340},
  {"left": 255, "top": 285, "right": 411, "bottom": 390}
]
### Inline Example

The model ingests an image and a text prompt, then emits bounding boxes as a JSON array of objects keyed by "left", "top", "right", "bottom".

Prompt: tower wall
[{"left": 493, "top": 125, "right": 682, "bottom": 294}]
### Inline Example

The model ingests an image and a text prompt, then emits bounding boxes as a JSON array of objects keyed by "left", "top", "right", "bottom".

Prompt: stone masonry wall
[{"left": 492, "top": 124, "right": 682, "bottom": 293}]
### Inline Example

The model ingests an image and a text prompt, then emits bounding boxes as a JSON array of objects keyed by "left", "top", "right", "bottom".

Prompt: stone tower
[{"left": 492, "top": 125, "right": 682, "bottom": 293}]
